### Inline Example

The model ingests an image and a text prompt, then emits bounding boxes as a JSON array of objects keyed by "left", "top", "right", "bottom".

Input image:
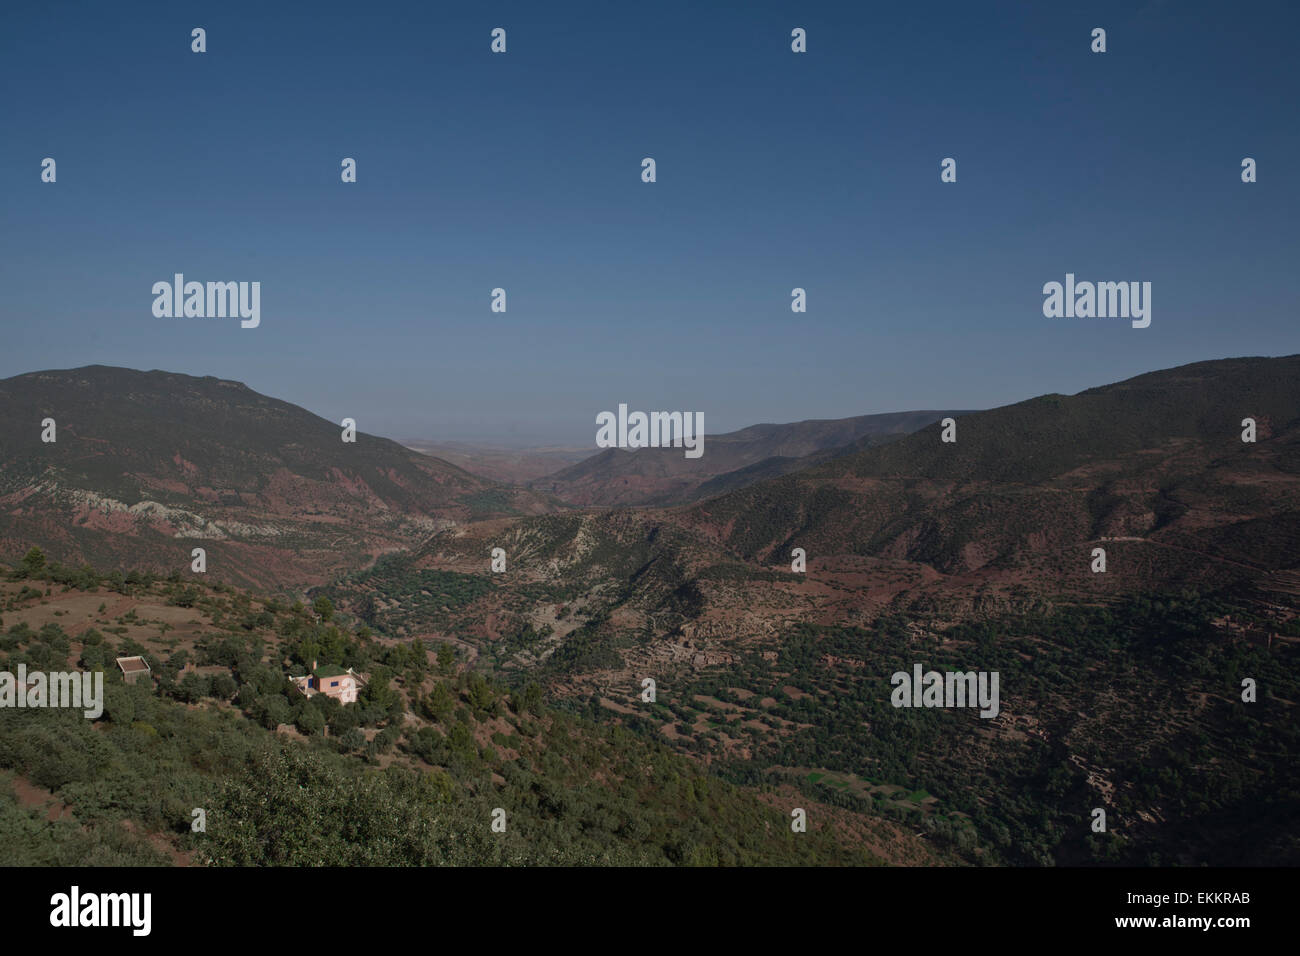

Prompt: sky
[{"left": 2, "top": 0, "right": 1298, "bottom": 445}]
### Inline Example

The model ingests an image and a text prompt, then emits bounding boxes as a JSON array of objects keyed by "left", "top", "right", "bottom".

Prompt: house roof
[
  {"left": 314, "top": 664, "right": 347, "bottom": 678},
  {"left": 115, "top": 656, "right": 151, "bottom": 673}
]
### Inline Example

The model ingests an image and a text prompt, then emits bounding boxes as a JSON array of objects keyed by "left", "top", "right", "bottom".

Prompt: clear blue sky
[{"left": 2, "top": 0, "right": 1297, "bottom": 444}]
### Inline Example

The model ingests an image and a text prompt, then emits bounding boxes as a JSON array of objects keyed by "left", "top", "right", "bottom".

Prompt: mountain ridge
[
  {"left": 0, "top": 365, "right": 556, "bottom": 588},
  {"left": 532, "top": 408, "right": 976, "bottom": 507}
]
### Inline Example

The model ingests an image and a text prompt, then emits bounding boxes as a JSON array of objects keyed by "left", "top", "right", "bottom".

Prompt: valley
[{"left": 1, "top": 356, "right": 1297, "bottom": 866}]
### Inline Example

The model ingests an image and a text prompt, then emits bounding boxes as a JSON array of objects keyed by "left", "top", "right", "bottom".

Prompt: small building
[
  {"left": 291, "top": 661, "right": 366, "bottom": 705},
  {"left": 116, "top": 656, "right": 152, "bottom": 684}
]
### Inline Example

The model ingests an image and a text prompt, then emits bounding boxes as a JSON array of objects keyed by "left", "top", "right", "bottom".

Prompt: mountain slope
[
  {"left": 328, "top": 356, "right": 1300, "bottom": 670},
  {"left": 531, "top": 410, "right": 972, "bottom": 507},
  {"left": 318, "top": 356, "right": 1300, "bottom": 866},
  {"left": 0, "top": 366, "right": 555, "bottom": 588},
  {"left": 680, "top": 355, "right": 1300, "bottom": 593},
  {"left": 0, "top": 562, "right": 932, "bottom": 866}
]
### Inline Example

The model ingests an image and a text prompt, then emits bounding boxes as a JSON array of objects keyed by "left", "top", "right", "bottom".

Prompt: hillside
[
  {"left": 338, "top": 356, "right": 1300, "bottom": 648},
  {"left": 681, "top": 355, "right": 1300, "bottom": 594},
  {"left": 0, "top": 556, "right": 939, "bottom": 866},
  {"left": 317, "top": 356, "right": 1300, "bottom": 865},
  {"left": 0, "top": 367, "right": 556, "bottom": 589},
  {"left": 530, "top": 410, "right": 971, "bottom": 507},
  {"left": 5, "top": 356, "right": 1298, "bottom": 866}
]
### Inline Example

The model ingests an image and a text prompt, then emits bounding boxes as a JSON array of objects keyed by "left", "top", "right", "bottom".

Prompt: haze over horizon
[{"left": 4, "top": 0, "right": 1298, "bottom": 443}]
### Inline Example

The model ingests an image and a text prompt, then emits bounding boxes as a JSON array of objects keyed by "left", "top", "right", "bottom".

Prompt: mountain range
[
  {"left": 528, "top": 410, "right": 972, "bottom": 507},
  {"left": 3, "top": 356, "right": 1297, "bottom": 865}
]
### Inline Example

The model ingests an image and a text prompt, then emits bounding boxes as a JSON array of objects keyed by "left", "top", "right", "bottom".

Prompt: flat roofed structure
[{"left": 115, "top": 655, "right": 152, "bottom": 684}]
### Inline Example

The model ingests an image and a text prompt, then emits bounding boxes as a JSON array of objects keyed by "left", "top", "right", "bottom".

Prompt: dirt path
[
  {"left": 8, "top": 773, "right": 75, "bottom": 822},
  {"left": 64, "top": 594, "right": 139, "bottom": 638},
  {"left": 417, "top": 633, "right": 479, "bottom": 663}
]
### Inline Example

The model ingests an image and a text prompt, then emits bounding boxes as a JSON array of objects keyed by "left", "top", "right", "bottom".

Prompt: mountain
[
  {"left": 4, "top": 357, "right": 1295, "bottom": 867},
  {"left": 372, "top": 356, "right": 1300, "bottom": 652},
  {"left": 678, "top": 355, "right": 1300, "bottom": 597},
  {"left": 328, "top": 355, "right": 1300, "bottom": 674},
  {"left": 0, "top": 366, "right": 556, "bottom": 589},
  {"left": 316, "top": 355, "right": 1300, "bottom": 866},
  {"left": 530, "top": 410, "right": 972, "bottom": 507}
]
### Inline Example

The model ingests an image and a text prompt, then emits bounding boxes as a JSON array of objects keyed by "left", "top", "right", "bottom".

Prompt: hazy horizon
[
  {"left": 4, "top": 0, "right": 1298, "bottom": 444},
  {"left": 5, "top": 353, "right": 1297, "bottom": 447}
]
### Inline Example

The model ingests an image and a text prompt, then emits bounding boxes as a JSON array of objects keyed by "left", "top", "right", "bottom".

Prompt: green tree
[
  {"left": 466, "top": 672, "right": 495, "bottom": 714},
  {"left": 360, "top": 670, "right": 400, "bottom": 713},
  {"left": 425, "top": 682, "right": 454, "bottom": 723},
  {"left": 211, "top": 673, "right": 238, "bottom": 700},
  {"left": 312, "top": 596, "right": 335, "bottom": 622},
  {"left": 255, "top": 695, "right": 292, "bottom": 730},
  {"left": 295, "top": 706, "right": 326, "bottom": 736},
  {"left": 516, "top": 682, "right": 543, "bottom": 714},
  {"left": 21, "top": 547, "right": 47, "bottom": 578}
]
